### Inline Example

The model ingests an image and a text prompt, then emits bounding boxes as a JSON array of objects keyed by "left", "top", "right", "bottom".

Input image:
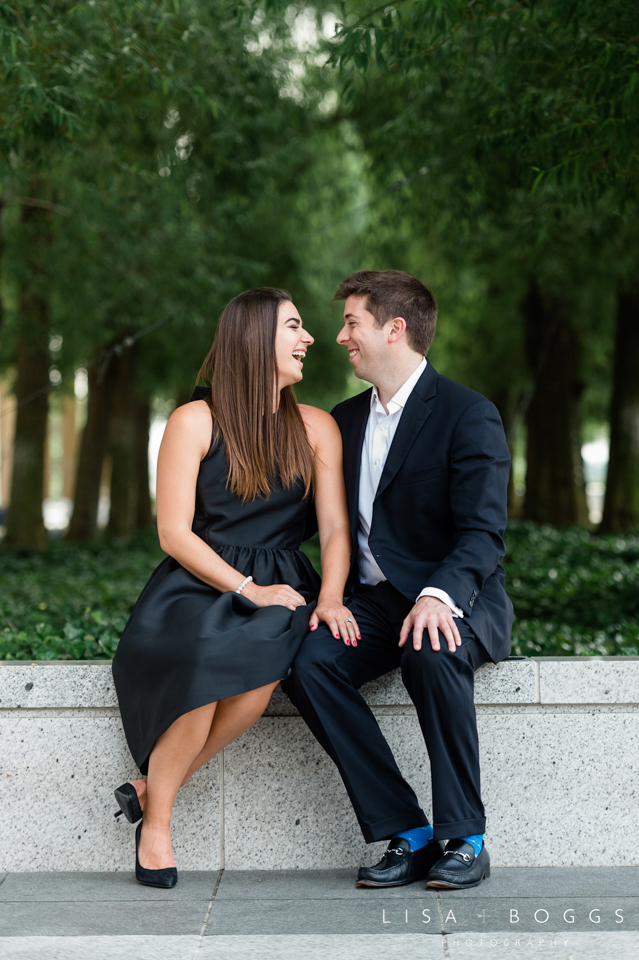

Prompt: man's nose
[{"left": 336, "top": 325, "right": 348, "bottom": 344}]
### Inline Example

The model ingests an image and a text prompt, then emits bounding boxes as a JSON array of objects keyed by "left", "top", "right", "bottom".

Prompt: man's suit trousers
[{"left": 283, "top": 580, "right": 491, "bottom": 843}]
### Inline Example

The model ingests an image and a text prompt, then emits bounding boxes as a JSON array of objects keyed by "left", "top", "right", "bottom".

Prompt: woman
[{"left": 112, "top": 287, "right": 358, "bottom": 888}]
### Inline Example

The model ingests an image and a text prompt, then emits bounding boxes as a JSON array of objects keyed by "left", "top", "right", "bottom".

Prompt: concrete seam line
[
  {"left": 219, "top": 748, "right": 225, "bottom": 870},
  {"left": 195, "top": 867, "right": 224, "bottom": 949},
  {"left": 436, "top": 891, "right": 446, "bottom": 938},
  {"left": 533, "top": 658, "right": 541, "bottom": 704}
]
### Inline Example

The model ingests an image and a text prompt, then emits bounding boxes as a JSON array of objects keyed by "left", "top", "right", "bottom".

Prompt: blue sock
[
  {"left": 395, "top": 824, "right": 434, "bottom": 851},
  {"left": 460, "top": 834, "right": 483, "bottom": 856}
]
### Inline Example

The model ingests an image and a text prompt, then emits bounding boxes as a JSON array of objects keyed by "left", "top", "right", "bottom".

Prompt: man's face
[{"left": 336, "top": 295, "right": 389, "bottom": 384}]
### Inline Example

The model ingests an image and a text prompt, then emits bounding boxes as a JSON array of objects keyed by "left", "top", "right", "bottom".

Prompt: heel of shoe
[
  {"left": 483, "top": 863, "right": 490, "bottom": 879},
  {"left": 114, "top": 782, "right": 143, "bottom": 824}
]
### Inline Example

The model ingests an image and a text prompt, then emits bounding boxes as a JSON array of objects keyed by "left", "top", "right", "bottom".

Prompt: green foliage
[
  {"left": 1, "top": 1, "right": 636, "bottom": 551},
  {"left": 506, "top": 521, "right": 639, "bottom": 656},
  {"left": 333, "top": 0, "right": 639, "bottom": 200},
  {"left": 3, "top": 524, "right": 637, "bottom": 660},
  {"left": 314, "top": 0, "right": 639, "bottom": 454},
  {"left": 0, "top": 0, "right": 364, "bottom": 405},
  {"left": 0, "top": 0, "right": 375, "bottom": 563},
  {"left": 0, "top": 530, "right": 164, "bottom": 660}
]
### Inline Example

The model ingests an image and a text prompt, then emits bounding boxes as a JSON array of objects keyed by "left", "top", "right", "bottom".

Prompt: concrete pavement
[{"left": 0, "top": 867, "right": 638, "bottom": 958}]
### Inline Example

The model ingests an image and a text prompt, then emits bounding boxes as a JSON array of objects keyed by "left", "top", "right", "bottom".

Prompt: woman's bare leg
[
  {"left": 181, "top": 681, "right": 279, "bottom": 785},
  {"left": 138, "top": 701, "right": 217, "bottom": 870},
  {"left": 128, "top": 775, "right": 147, "bottom": 810},
  {"left": 127, "top": 683, "right": 278, "bottom": 812}
]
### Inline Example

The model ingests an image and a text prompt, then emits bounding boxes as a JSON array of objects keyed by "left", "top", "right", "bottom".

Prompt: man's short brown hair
[{"left": 334, "top": 270, "right": 437, "bottom": 355}]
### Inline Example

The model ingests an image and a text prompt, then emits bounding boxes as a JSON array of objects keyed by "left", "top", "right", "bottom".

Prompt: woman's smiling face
[{"left": 274, "top": 301, "right": 314, "bottom": 391}]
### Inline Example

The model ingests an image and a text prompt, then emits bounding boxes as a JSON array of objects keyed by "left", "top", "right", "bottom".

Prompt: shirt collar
[{"left": 371, "top": 357, "right": 427, "bottom": 416}]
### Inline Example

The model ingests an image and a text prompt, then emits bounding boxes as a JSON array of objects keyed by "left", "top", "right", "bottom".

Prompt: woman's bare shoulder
[
  {"left": 298, "top": 404, "right": 341, "bottom": 449},
  {"left": 169, "top": 398, "right": 211, "bottom": 425},
  {"left": 163, "top": 400, "right": 213, "bottom": 457},
  {"left": 298, "top": 404, "right": 338, "bottom": 430}
]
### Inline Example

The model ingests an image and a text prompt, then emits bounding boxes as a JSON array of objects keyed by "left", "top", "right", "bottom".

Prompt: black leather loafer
[
  {"left": 357, "top": 837, "right": 445, "bottom": 887},
  {"left": 425, "top": 839, "right": 490, "bottom": 889}
]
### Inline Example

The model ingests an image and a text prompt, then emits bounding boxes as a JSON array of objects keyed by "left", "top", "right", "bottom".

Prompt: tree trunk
[
  {"left": 65, "top": 351, "right": 118, "bottom": 541},
  {"left": 521, "top": 278, "right": 588, "bottom": 527},
  {"left": 0, "top": 193, "right": 5, "bottom": 337},
  {"left": 134, "top": 396, "right": 153, "bottom": 529},
  {"left": 0, "top": 377, "right": 17, "bottom": 511},
  {"left": 599, "top": 286, "right": 639, "bottom": 532},
  {"left": 3, "top": 322, "right": 49, "bottom": 549},
  {"left": 3, "top": 200, "right": 51, "bottom": 551},
  {"left": 490, "top": 387, "right": 519, "bottom": 517},
  {"left": 107, "top": 342, "right": 138, "bottom": 538},
  {"left": 61, "top": 395, "right": 78, "bottom": 500}
]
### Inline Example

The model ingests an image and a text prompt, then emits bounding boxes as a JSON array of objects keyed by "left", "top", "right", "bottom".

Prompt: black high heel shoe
[
  {"left": 113, "top": 782, "right": 143, "bottom": 824},
  {"left": 135, "top": 821, "right": 178, "bottom": 888}
]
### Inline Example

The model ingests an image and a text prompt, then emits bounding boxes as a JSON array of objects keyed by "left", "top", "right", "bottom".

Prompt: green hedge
[
  {"left": 0, "top": 531, "right": 164, "bottom": 661},
  {"left": 505, "top": 523, "right": 639, "bottom": 657},
  {"left": 1, "top": 522, "right": 638, "bottom": 660}
]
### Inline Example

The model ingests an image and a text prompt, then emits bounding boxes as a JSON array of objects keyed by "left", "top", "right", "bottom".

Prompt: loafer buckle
[{"left": 444, "top": 850, "right": 471, "bottom": 862}]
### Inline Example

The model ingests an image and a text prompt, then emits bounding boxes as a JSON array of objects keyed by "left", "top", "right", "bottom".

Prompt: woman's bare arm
[{"left": 300, "top": 405, "right": 360, "bottom": 645}]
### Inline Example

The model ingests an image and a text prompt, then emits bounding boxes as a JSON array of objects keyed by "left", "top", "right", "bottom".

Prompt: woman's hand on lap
[
  {"left": 242, "top": 582, "right": 306, "bottom": 611},
  {"left": 310, "top": 599, "right": 360, "bottom": 646}
]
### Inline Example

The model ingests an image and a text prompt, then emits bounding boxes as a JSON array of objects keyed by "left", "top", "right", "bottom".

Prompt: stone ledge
[
  {"left": 359, "top": 657, "right": 537, "bottom": 706},
  {"left": 0, "top": 662, "right": 117, "bottom": 709},
  {"left": 536, "top": 656, "right": 639, "bottom": 704},
  {"left": 2, "top": 657, "right": 638, "bottom": 709},
  {"left": 1, "top": 657, "right": 638, "bottom": 870}
]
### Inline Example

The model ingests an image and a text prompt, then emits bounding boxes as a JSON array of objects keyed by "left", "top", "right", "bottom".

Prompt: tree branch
[
  {"left": 347, "top": 0, "right": 412, "bottom": 31},
  {"left": 6, "top": 196, "right": 71, "bottom": 217}
]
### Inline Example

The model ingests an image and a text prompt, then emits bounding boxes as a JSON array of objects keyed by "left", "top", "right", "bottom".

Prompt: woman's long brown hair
[{"left": 196, "top": 287, "right": 313, "bottom": 502}]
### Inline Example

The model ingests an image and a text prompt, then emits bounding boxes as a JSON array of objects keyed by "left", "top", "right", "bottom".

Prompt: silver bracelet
[{"left": 235, "top": 575, "right": 253, "bottom": 595}]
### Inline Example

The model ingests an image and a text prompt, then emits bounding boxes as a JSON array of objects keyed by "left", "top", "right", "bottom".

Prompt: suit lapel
[
  {"left": 342, "top": 388, "right": 371, "bottom": 550},
  {"left": 375, "top": 362, "right": 439, "bottom": 501}
]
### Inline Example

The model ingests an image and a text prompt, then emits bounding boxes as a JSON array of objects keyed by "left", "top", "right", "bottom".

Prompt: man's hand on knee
[{"left": 398, "top": 596, "right": 462, "bottom": 653}]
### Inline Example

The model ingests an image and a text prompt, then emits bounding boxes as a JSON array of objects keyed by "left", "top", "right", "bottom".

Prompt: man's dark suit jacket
[{"left": 330, "top": 361, "right": 513, "bottom": 663}]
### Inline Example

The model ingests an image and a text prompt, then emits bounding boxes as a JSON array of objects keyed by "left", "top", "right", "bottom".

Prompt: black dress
[{"left": 112, "top": 404, "right": 320, "bottom": 774}]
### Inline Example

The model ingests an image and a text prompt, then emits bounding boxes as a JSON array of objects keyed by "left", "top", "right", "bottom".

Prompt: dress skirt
[{"left": 112, "top": 542, "right": 320, "bottom": 774}]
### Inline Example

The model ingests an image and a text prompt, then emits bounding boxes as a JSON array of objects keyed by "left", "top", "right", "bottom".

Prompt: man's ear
[{"left": 387, "top": 316, "right": 407, "bottom": 343}]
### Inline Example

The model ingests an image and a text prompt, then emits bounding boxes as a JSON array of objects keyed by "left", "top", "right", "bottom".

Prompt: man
[{"left": 285, "top": 270, "right": 512, "bottom": 890}]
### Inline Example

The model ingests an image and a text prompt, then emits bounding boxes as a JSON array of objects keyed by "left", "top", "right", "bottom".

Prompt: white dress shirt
[{"left": 357, "top": 357, "right": 463, "bottom": 617}]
